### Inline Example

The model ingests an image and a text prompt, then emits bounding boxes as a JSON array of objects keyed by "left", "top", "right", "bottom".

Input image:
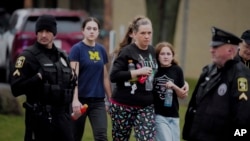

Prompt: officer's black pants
[{"left": 24, "top": 110, "right": 74, "bottom": 141}]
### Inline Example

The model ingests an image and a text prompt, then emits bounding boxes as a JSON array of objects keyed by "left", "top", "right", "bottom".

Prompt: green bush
[{"left": 0, "top": 84, "right": 23, "bottom": 115}]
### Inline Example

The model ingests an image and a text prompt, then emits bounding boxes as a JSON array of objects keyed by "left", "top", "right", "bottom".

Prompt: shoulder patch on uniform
[
  {"left": 15, "top": 56, "right": 25, "bottom": 68},
  {"left": 239, "top": 93, "right": 248, "bottom": 101},
  {"left": 13, "top": 69, "right": 20, "bottom": 76},
  {"left": 238, "top": 77, "right": 248, "bottom": 92}
]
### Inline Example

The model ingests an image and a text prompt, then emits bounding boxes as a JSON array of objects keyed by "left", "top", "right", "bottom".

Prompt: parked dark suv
[{"left": 2, "top": 8, "right": 87, "bottom": 82}]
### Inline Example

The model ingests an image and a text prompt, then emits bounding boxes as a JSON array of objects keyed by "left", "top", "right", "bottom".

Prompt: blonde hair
[
  {"left": 132, "top": 15, "right": 152, "bottom": 33},
  {"left": 114, "top": 15, "right": 152, "bottom": 54}
]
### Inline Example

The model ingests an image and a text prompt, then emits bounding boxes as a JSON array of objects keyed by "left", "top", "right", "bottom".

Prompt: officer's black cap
[
  {"left": 241, "top": 30, "right": 250, "bottom": 45},
  {"left": 210, "top": 26, "right": 241, "bottom": 48},
  {"left": 35, "top": 15, "right": 57, "bottom": 35}
]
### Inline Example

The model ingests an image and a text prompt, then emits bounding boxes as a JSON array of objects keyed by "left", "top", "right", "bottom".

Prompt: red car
[{"left": 2, "top": 8, "right": 88, "bottom": 82}]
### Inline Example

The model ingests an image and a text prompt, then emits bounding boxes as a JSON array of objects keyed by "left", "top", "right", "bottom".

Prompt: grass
[
  {"left": 0, "top": 114, "right": 24, "bottom": 141},
  {"left": 0, "top": 106, "right": 188, "bottom": 141},
  {"left": 0, "top": 78, "right": 197, "bottom": 141},
  {"left": 0, "top": 113, "right": 122, "bottom": 141}
]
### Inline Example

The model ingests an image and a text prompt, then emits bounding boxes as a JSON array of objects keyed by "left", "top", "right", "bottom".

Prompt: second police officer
[{"left": 182, "top": 27, "right": 250, "bottom": 141}]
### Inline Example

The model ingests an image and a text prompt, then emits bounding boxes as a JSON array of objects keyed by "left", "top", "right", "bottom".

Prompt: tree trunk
[{"left": 146, "top": 0, "right": 180, "bottom": 45}]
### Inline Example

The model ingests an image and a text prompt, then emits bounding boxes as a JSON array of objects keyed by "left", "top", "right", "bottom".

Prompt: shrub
[{"left": 0, "top": 84, "right": 22, "bottom": 115}]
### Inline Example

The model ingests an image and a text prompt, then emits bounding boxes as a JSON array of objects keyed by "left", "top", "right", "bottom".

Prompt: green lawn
[
  {"left": 0, "top": 78, "right": 197, "bottom": 141},
  {"left": 0, "top": 114, "right": 123, "bottom": 141},
  {"left": 0, "top": 106, "right": 188, "bottom": 141}
]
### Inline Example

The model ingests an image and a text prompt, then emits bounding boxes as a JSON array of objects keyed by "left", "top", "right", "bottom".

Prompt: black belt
[{"left": 23, "top": 102, "right": 68, "bottom": 114}]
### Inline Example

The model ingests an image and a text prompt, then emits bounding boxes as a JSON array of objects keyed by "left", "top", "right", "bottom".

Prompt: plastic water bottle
[
  {"left": 145, "top": 75, "right": 153, "bottom": 91},
  {"left": 145, "top": 69, "right": 154, "bottom": 91},
  {"left": 71, "top": 104, "right": 88, "bottom": 120},
  {"left": 164, "top": 89, "right": 173, "bottom": 107},
  {"left": 128, "top": 60, "right": 137, "bottom": 82}
]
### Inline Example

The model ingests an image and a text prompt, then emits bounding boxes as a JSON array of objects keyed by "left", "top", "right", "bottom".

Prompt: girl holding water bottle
[{"left": 153, "top": 42, "right": 188, "bottom": 141}]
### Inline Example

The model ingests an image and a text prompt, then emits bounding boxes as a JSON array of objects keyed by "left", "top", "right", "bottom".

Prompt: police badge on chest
[{"left": 217, "top": 83, "right": 227, "bottom": 96}]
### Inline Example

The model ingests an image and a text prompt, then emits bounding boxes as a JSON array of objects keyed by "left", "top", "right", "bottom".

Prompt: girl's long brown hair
[{"left": 155, "top": 42, "right": 178, "bottom": 66}]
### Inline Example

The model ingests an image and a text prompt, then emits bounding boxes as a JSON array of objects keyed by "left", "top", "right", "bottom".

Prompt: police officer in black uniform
[
  {"left": 10, "top": 15, "right": 76, "bottom": 141},
  {"left": 236, "top": 30, "right": 250, "bottom": 68},
  {"left": 182, "top": 27, "right": 250, "bottom": 141}
]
